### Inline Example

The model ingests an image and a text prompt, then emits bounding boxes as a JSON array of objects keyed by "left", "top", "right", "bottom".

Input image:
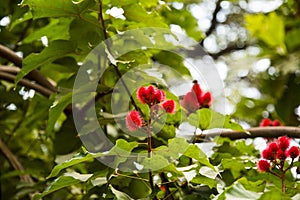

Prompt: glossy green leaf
[
  {"left": 184, "top": 144, "right": 214, "bottom": 169},
  {"left": 224, "top": 182, "right": 262, "bottom": 200},
  {"left": 48, "top": 153, "right": 94, "bottom": 178},
  {"left": 188, "top": 108, "right": 212, "bottom": 130},
  {"left": 105, "top": 139, "right": 139, "bottom": 167},
  {"left": 23, "top": 18, "right": 72, "bottom": 43},
  {"left": 123, "top": 4, "right": 168, "bottom": 28},
  {"left": 33, "top": 175, "right": 85, "bottom": 200},
  {"left": 258, "top": 188, "right": 287, "bottom": 200},
  {"left": 141, "top": 154, "right": 170, "bottom": 170},
  {"left": 155, "top": 137, "right": 189, "bottom": 159},
  {"left": 190, "top": 175, "right": 216, "bottom": 189},
  {"left": 110, "top": 176, "right": 151, "bottom": 199},
  {"left": 16, "top": 40, "right": 76, "bottom": 84},
  {"left": 238, "top": 177, "right": 265, "bottom": 193}
]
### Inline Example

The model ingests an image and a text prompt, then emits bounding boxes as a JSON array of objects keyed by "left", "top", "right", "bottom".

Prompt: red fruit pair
[
  {"left": 181, "top": 80, "right": 212, "bottom": 114},
  {"left": 259, "top": 118, "right": 281, "bottom": 127}
]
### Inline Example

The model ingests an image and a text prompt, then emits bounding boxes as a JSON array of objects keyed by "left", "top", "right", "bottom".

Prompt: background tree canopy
[{"left": 0, "top": 0, "right": 300, "bottom": 199}]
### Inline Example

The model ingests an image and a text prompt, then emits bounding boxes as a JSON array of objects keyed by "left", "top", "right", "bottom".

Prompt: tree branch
[
  {"left": 0, "top": 138, "right": 33, "bottom": 183},
  {"left": 0, "top": 44, "right": 57, "bottom": 92},
  {"left": 200, "top": 0, "right": 221, "bottom": 46},
  {"left": 0, "top": 70, "right": 53, "bottom": 97},
  {"left": 194, "top": 126, "right": 300, "bottom": 142}
]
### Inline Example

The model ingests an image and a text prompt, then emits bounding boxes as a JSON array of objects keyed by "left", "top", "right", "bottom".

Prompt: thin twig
[
  {"left": 0, "top": 138, "right": 33, "bottom": 184},
  {"left": 200, "top": 0, "right": 221, "bottom": 46}
]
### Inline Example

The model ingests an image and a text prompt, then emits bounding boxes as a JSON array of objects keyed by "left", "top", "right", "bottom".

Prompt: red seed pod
[
  {"left": 126, "top": 111, "right": 143, "bottom": 132},
  {"left": 257, "top": 159, "right": 270, "bottom": 172},
  {"left": 262, "top": 148, "right": 274, "bottom": 160},
  {"left": 192, "top": 80, "right": 202, "bottom": 104},
  {"left": 200, "top": 92, "right": 212, "bottom": 108},
  {"left": 287, "top": 146, "right": 300, "bottom": 159},
  {"left": 260, "top": 118, "right": 272, "bottom": 127},
  {"left": 272, "top": 120, "right": 281, "bottom": 126},
  {"left": 181, "top": 91, "right": 200, "bottom": 114},
  {"left": 161, "top": 100, "right": 176, "bottom": 114},
  {"left": 276, "top": 149, "right": 286, "bottom": 160},
  {"left": 268, "top": 142, "right": 279, "bottom": 153},
  {"left": 277, "top": 136, "right": 290, "bottom": 150}
]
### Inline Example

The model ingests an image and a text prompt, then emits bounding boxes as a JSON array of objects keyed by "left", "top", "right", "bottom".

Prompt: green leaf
[
  {"left": 48, "top": 153, "right": 94, "bottom": 178},
  {"left": 128, "top": 179, "right": 152, "bottom": 199},
  {"left": 21, "top": 0, "right": 96, "bottom": 19},
  {"left": 258, "top": 187, "right": 288, "bottom": 200},
  {"left": 105, "top": 139, "right": 138, "bottom": 167},
  {"left": 238, "top": 177, "right": 265, "bottom": 193},
  {"left": 221, "top": 158, "right": 246, "bottom": 179},
  {"left": 33, "top": 175, "right": 86, "bottom": 200},
  {"left": 188, "top": 108, "right": 212, "bottom": 130},
  {"left": 123, "top": 4, "right": 168, "bottom": 28},
  {"left": 110, "top": 175, "right": 151, "bottom": 199},
  {"left": 184, "top": 144, "right": 214, "bottom": 169},
  {"left": 141, "top": 154, "right": 170, "bottom": 170},
  {"left": 23, "top": 18, "right": 72, "bottom": 43},
  {"left": 190, "top": 175, "right": 216, "bottom": 189},
  {"left": 16, "top": 40, "right": 76, "bottom": 84},
  {"left": 46, "top": 92, "right": 72, "bottom": 136},
  {"left": 188, "top": 109, "right": 243, "bottom": 131},
  {"left": 154, "top": 137, "right": 189, "bottom": 158},
  {"left": 223, "top": 182, "right": 262, "bottom": 200}
]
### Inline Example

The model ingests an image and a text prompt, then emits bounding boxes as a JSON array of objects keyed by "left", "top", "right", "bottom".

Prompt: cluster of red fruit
[
  {"left": 126, "top": 85, "right": 176, "bottom": 132},
  {"left": 181, "top": 80, "right": 212, "bottom": 114},
  {"left": 260, "top": 118, "right": 281, "bottom": 127},
  {"left": 257, "top": 136, "right": 300, "bottom": 172}
]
